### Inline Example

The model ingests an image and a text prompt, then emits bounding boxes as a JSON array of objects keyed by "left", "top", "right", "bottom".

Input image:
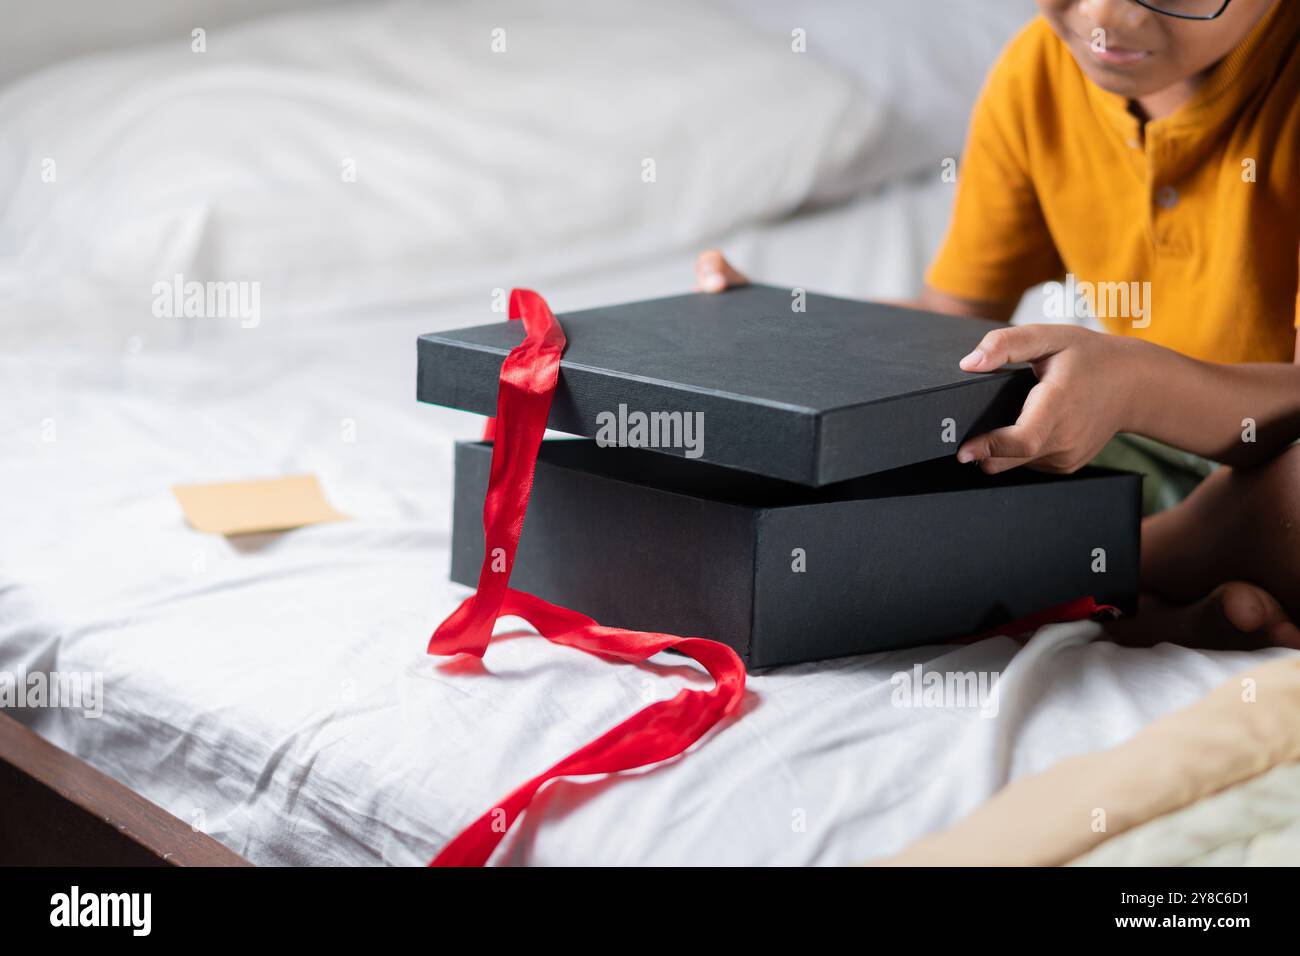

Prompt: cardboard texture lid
[{"left": 417, "top": 285, "right": 1035, "bottom": 485}]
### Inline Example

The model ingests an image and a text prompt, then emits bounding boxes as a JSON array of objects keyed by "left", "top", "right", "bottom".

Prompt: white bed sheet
[
  {"left": 3, "top": 0, "right": 1293, "bottom": 866},
  {"left": 3, "top": 174, "right": 1292, "bottom": 866}
]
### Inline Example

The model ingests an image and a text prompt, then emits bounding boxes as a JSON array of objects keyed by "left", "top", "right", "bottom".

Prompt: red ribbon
[
  {"left": 425, "top": 287, "right": 1116, "bottom": 866},
  {"left": 427, "top": 288, "right": 746, "bottom": 867},
  {"left": 429, "top": 289, "right": 566, "bottom": 655},
  {"left": 429, "top": 590, "right": 745, "bottom": 867},
  {"left": 957, "top": 595, "right": 1120, "bottom": 645}
]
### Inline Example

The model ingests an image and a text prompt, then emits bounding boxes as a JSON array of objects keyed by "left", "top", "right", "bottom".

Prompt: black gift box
[
  {"left": 450, "top": 440, "right": 1141, "bottom": 669},
  {"left": 419, "top": 285, "right": 1035, "bottom": 484},
  {"left": 423, "top": 287, "right": 1141, "bottom": 668}
]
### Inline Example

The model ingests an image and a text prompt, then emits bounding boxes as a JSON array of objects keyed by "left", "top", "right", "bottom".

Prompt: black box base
[{"left": 451, "top": 440, "right": 1141, "bottom": 669}]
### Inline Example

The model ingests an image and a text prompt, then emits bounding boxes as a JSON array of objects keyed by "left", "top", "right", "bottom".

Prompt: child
[{"left": 697, "top": 0, "right": 1300, "bottom": 650}]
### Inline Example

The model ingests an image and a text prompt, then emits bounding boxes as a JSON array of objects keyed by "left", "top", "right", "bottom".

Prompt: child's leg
[
  {"left": 1105, "top": 445, "right": 1300, "bottom": 649},
  {"left": 1142, "top": 445, "right": 1300, "bottom": 615}
]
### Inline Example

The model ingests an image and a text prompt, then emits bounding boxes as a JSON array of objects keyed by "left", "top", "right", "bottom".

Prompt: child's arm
[
  {"left": 916, "top": 287, "right": 1017, "bottom": 323},
  {"left": 694, "top": 249, "right": 1300, "bottom": 472},
  {"left": 956, "top": 324, "right": 1300, "bottom": 473}
]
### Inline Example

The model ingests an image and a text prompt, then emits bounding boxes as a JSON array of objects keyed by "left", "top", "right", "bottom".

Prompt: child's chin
[{"left": 1073, "top": 56, "right": 1161, "bottom": 98}]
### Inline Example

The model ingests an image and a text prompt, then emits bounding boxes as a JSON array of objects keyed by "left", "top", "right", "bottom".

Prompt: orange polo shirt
[{"left": 926, "top": 3, "right": 1300, "bottom": 364}]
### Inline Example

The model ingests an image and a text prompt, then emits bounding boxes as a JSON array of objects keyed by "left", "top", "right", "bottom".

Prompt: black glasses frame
[{"left": 1131, "top": 0, "right": 1232, "bottom": 20}]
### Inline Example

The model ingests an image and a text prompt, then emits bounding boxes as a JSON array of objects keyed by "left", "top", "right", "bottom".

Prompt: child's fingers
[
  {"left": 978, "top": 456, "right": 1030, "bottom": 475},
  {"left": 694, "top": 249, "right": 748, "bottom": 293},
  {"left": 958, "top": 380, "right": 1056, "bottom": 465},
  {"left": 957, "top": 423, "right": 1048, "bottom": 465},
  {"left": 959, "top": 324, "right": 1067, "bottom": 372}
]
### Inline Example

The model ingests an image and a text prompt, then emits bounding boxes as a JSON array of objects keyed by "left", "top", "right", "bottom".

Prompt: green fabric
[{"left": 1090, "top": 433, "right": 1217, "bottom": 517}]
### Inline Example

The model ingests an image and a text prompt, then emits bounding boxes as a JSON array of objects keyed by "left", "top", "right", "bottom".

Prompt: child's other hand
[
  {"left": 956, "top": 324, "right": 1141, "bottom": 475},
  {"left": 695, "top": 250, "right": 748, "bottom": 293}
]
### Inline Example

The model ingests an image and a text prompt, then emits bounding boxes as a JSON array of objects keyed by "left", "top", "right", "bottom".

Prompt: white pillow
[
  {"left": 0, "top": 0, "right": 888, "bottom": 321},
  {"left": 718, "top": 0, "right": 1037, "bottom": 181},
  {"left": 0, "top": 0, "right": 337, "bottom": 89}
]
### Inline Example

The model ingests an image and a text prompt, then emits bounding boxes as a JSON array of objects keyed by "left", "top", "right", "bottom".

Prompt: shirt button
[
  {"left": 1156, "top": 185, "right": 1179, "bottom": 209},
  {"left": 1126, "top": 138, "right": 1140, "bottom": 149}
]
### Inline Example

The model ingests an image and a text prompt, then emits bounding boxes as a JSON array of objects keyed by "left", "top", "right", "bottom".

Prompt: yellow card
[{"left": 171, "top": 475, "right": 348, "bottom": 536}]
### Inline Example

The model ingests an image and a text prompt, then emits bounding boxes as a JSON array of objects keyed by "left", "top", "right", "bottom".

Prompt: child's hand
[
  {"left": 695, "top": 250, "right": 748, "bottom": 293},
  {"left": 956, "top": 324, "right": 1141, "bottom": 475}
]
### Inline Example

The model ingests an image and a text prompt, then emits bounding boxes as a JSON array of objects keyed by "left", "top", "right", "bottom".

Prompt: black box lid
[{"left": 417, "top": 285, "right": 1034, "bottom": 485}]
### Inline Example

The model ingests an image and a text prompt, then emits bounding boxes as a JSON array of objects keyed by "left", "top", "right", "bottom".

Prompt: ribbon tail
[{"left": 429, "top": 589, "right": 745, "bottom": 867}]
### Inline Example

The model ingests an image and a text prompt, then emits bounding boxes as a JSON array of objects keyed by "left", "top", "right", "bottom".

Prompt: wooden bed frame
[{"left": 0, "top": 712, "right": 250, "bottom": 866}]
